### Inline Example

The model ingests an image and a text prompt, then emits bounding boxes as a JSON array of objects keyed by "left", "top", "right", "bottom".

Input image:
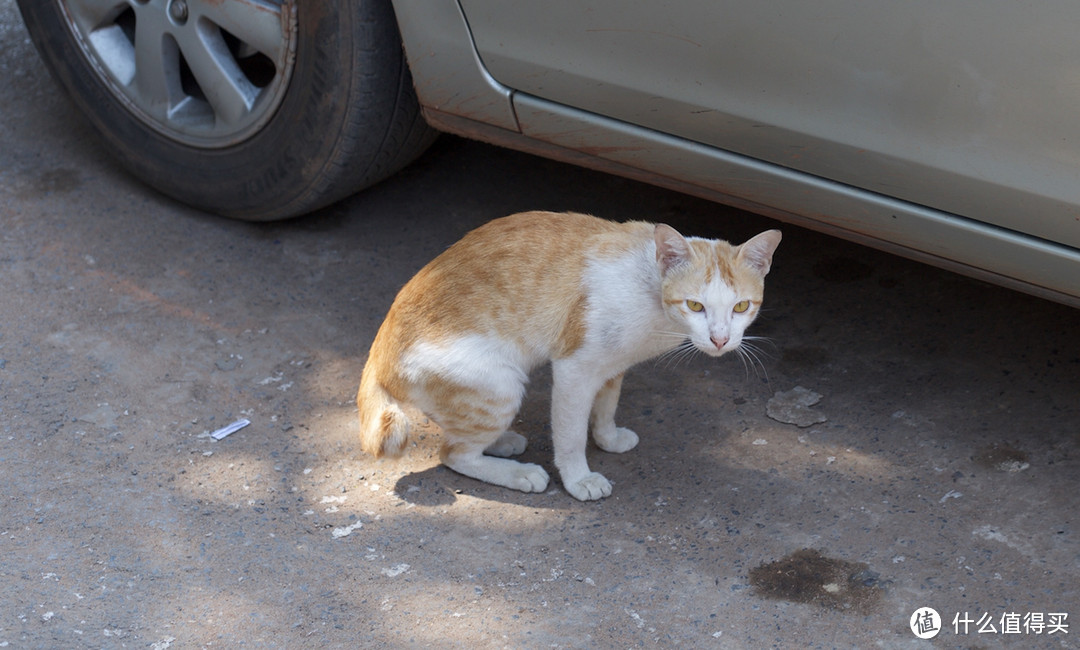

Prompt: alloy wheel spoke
[
  {"left": 66, "top": 0, "right": 129, "bottom": 34},
  {"left": 197, "top": 0, "right": 288, "bottom": 62},
  {"left": 175, "top": 22, "right": 257, "bottom": 126},
  {"left": 131, "top": 7, "right": 177, "bottom": 115}
]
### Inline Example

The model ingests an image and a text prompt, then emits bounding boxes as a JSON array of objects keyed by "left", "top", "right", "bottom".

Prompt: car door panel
[{"left": 459, "top": 0, "right": 1080, "bottom": 249}]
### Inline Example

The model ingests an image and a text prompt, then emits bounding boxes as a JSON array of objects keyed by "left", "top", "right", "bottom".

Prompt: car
[{"left": 16, "top": 0, "right": 1080, "bottom": 307}]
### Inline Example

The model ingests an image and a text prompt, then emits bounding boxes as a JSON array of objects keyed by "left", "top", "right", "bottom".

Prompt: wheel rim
[{"left": 59, "top": 0, "right": 297, "bottom": 148}]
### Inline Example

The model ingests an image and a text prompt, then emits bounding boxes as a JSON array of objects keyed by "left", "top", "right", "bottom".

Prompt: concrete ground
[{"left": 1, "top": 3, "right": 1077, "bottom": 648}]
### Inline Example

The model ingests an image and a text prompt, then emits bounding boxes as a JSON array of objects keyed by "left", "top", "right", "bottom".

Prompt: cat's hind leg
[
  {"left": 432, "top": 385, "right": 548, "bottom": 493},
  {"left": 590, "top": 373, "right": 639, "bottom": 454},
  {"left": 442, "top": 436, "right": 549, "bottom": 493}
]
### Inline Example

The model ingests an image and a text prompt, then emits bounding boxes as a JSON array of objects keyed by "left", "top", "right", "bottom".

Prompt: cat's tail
[{"left": 357, "top": 369, "right": 410, "bottom": 458}]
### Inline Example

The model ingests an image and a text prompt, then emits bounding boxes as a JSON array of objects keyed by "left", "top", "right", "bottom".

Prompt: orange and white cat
[{"left": 357, "top": 211, "right": 780, "bottom": 501}]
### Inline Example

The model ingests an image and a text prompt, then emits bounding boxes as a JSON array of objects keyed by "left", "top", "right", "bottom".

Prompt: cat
[{"left": 356, "top": 211, "right": 781, "bottom": 501}]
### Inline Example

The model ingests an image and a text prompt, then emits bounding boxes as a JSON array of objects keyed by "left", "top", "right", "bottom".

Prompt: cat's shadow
[{"left": 392, "top": 466, "right": 459, "bottom": 507}]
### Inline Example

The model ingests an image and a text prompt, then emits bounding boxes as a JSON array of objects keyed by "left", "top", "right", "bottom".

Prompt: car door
[{"left": 458, "top": 0, "right": 1080, "bottom": 250}]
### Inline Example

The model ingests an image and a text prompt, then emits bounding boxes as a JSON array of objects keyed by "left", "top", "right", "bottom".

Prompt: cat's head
[{"left": 655, "top": 224, "right": 781, "bottom": 357}]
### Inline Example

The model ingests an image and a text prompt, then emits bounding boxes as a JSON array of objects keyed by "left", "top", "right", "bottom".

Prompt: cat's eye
[
  {"left": 686, "top": 299, "right": 705, "bottom": 313},
  {"left": 733, "top": 300, "right": 751, "bottom": 313}
]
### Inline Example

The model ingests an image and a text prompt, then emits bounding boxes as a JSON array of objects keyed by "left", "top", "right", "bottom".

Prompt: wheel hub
[{"left": 167, "top": 0, "right": 188, "bottom": 24}]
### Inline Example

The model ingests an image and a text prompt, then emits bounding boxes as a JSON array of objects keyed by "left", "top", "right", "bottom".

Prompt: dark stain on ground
[
  {"left": 18, "top": 167, "right": 82, "bottom": 199},
  {"left": 748, "top": 549, "right": 885, "bottom": 614},
  {"left": 974, "top": 443, "right": 1030, "bottom": 472},
  {"left": 813, "top": 256, "right": 874, "bottom": 282}
]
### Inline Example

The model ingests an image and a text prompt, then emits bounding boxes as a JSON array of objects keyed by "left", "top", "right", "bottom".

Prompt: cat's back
[
  {"left": 383, "top": 211, "right": 650, "bottom": 352},
  {"left": 445, "top": 210, "right": 629, "bottom": 265},
  {"left": 417, "top": 211, "right": 646, "bottom": 298}
]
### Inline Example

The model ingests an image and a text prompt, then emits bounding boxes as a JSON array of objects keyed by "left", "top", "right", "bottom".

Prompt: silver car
[{"left": 16, "top": 0, "right": 1080, "bottom": 306}]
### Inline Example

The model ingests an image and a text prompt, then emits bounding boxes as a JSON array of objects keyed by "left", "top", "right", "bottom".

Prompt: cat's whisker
[
  {"left": 655, "top": 339, "right": 699, "bottom": 369},
  {"left": 741, "top": 335, "right": 778, "bottom": 358},
  {"left": 735, "top": 339, "right": 771, "bottom": 382},
  {"left": 733, "top": 347, "right": 754, "bottom": 380},
  {"left": 676, "top": 343, "right": 702, "bottom": 367},
  {"left": 736, "top": 334, "right": 775, "bottom": 380},
  {"left": 655, "top": 343, "right": 685, "bottom": 368},
  {"left": 652, "top": 329, "right": 690, "bottom": 341},
  {"left": 650, "top": 331, "right": 691, "bottom": 355}
]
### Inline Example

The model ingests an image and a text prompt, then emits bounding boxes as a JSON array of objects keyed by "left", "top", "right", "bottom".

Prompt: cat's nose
[{"left": 710, "top": 335, "right": 728, "bottom": 350}]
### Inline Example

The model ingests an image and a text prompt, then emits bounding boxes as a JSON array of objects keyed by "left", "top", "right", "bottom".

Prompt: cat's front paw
[
  {"left": 509, "top": 463, "right": 550, "bottom": 493},
  {"left": 564, "top": 472, "right": 613, "bottom": 501},
  {"left": 594, "top": 426, "right": 639, "bottom": 454}
]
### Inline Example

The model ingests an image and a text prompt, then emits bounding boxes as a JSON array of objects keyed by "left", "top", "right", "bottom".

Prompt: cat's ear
[
  {"left": 655, "top": 224, "right": 692, "bottom": 273},
  {"left": 738, "top": 230, "right": 782, "bottom": 276}
]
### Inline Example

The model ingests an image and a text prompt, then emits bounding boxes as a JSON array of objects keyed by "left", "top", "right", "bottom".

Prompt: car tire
[{"left": 15, "top": 0, "right": 437, "bottom": 221}]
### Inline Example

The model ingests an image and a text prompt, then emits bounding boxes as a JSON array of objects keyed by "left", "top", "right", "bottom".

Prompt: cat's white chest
[{"left": 581, "top": 244, "right": 682, "bottom": 367}]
